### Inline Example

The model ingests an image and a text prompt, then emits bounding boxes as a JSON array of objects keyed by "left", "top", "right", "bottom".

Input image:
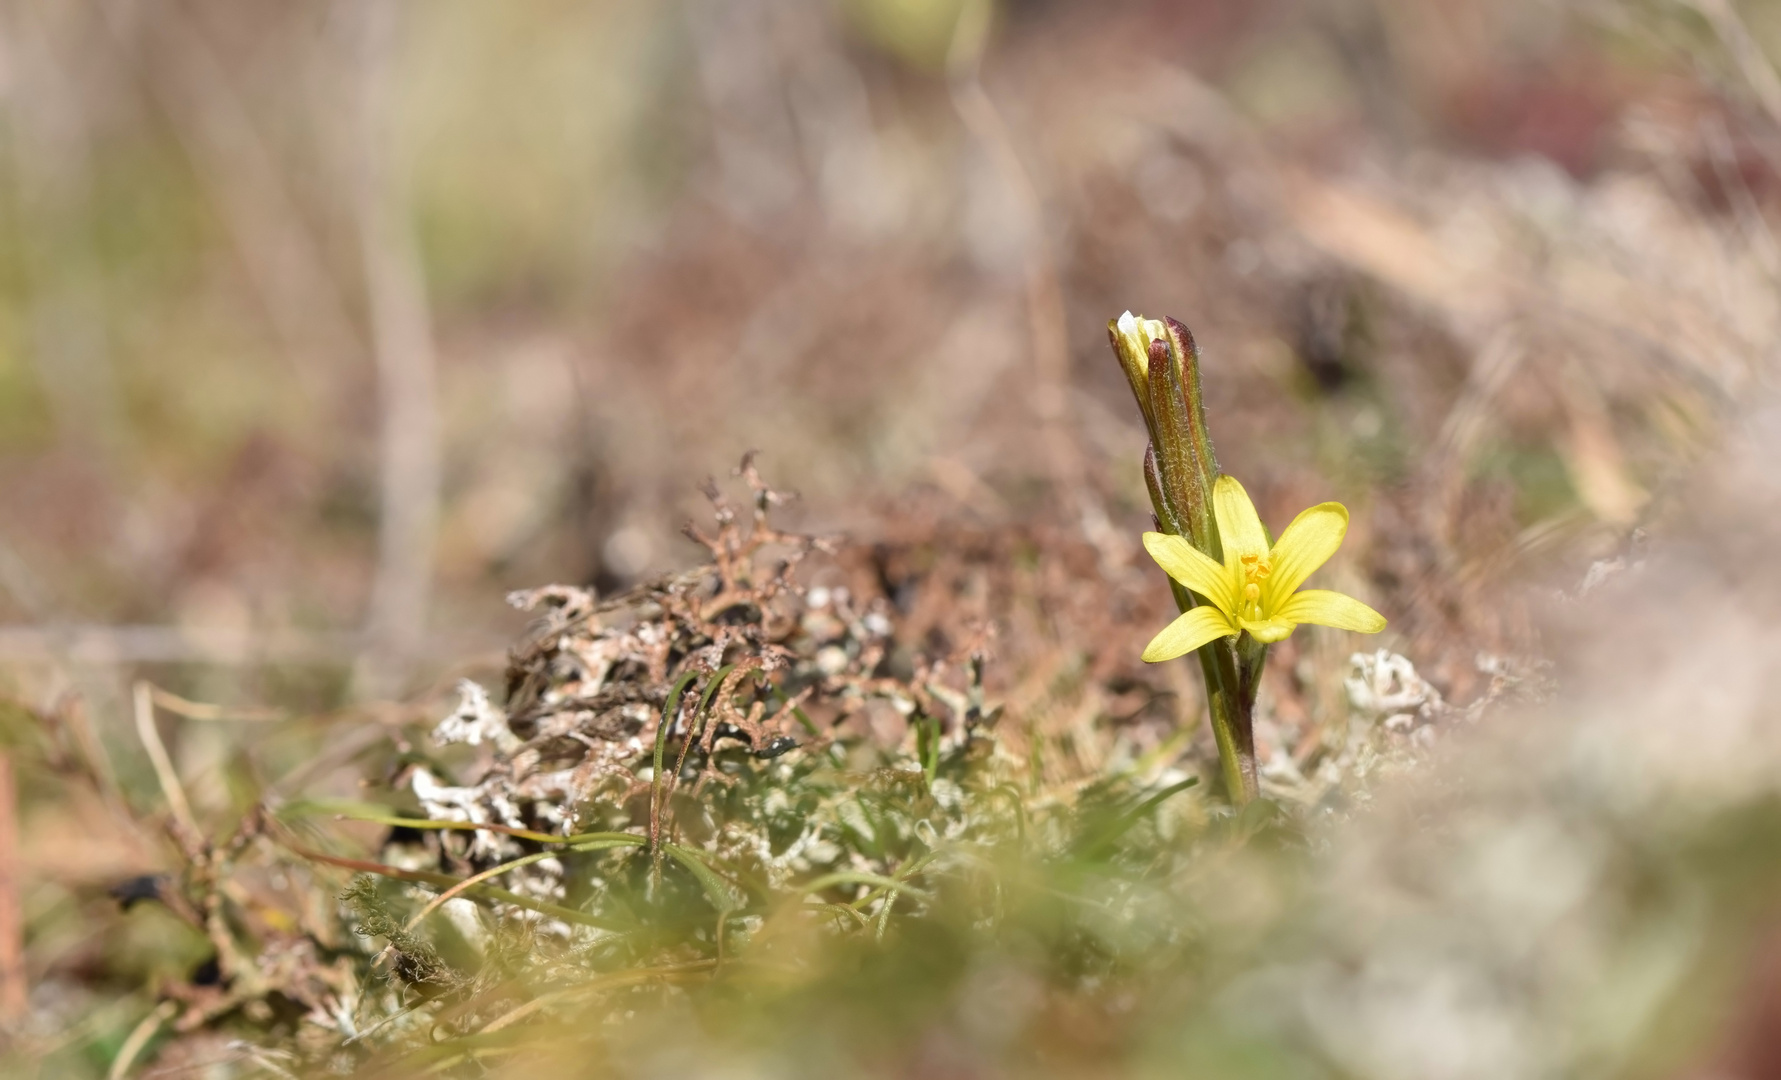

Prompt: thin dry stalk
[
  {"left": 0, "top": 1, "right": 134, "bottom": 468},
  {"left": 132, "top": 680, "right": 202, "bottom": 855},
  {"left": 946, "top": 0, "right": 1085, "bottom": 506},
  {"left": 476, "top": 961, "right": 719, "bottom": 1035},
  {"left": 353, "top": 0, "right": 441, "bottom": 700},
  {"left": 0, "top": 624, "right": 358, "bottom": 665},
  {"left": 57, "top": 692, "right": 130, "bottom": 823},
  {"left": 401, "top": 851, "right": 559, "bottom": 933},
  {"left": 0, "top": 753, "right": 24, "bottom": 1023},
  {"left": 1689, "top": 0, "right": 1781, "bottom": 128},
  {"left": 147, "top": 685, "right": 283, "bottom": 723},
  {"left": 98, "top": 0, "right": 361, "bottom": 396},
  {"left": 105, "top": 1000, "right": 177, "bottom": 1080}
]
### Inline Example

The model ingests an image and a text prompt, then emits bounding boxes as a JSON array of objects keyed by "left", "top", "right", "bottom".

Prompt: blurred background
[
  {"left": 7, "top": 0, "right": 1773, "bottom": 702},
  {"left": 5, "top": 0, "right": 1781, "bottom": 1072}
]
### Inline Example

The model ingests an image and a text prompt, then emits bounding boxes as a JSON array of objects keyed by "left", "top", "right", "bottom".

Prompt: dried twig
[
  {"left": 132, "top": 681, "right": 202, "bottom": 855},
  {"left": 0, "top": 624, "right": 359, "bottom": 665},
  {"left": 147, "top": 685, "right": 284, "bottom": 723},
  {"left": 353, "top": 0, "right": 441, "bottom": 700},
  {"left": 0, "top": 753, "right": 24, "bottom": 1023},
  {"left": 946, "top": 0, "right": 1085, "bottom": 507},
  {"left": 56, "top": 692, "right": 130, "bottom": 823},
  {"left": 0, "top": 3, "right": 133, "bottom": 467},
  {"left": 1688, "top": 0, "right": 1781, "bottom": 128},
  {"left": 106, "top": 1000, "right": 177, "bottom": 1080},
  {"left": 97, "top": 0, "right": 360, "bottom": 396}
]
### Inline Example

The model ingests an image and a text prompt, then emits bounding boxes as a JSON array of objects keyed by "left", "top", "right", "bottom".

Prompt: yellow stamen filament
[{"left": 1239, "top": 554, "right": 1271, "bottom": 619}]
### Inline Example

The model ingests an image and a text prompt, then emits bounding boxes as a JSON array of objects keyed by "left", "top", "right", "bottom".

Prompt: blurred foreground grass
[{"left": 12, "top": 662, "right": 1781, "bottom": 1080}]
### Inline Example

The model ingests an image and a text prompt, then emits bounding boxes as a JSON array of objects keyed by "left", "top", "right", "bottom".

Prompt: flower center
[{"left": 1239, "top": 553, "right": 1271, "bottom": 619}]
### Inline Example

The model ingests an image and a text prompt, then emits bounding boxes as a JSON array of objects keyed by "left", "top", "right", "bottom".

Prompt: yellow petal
[
  {"left": 1265, "top": 502, "right": 1348, "bottom": 610},
  {"left": 1142, "top": 532, "right": 1235, "bottom": 613},
  {"left": 1115, "top": 312, "right": 1168, "bottom": 372},
  {"left": 1141, "top": 606, "right": 1236, "bottom": 663},
  {"left": 1213, "top": 475, "right": 1269, "bottom": 563},
  {"left": 1238, "top": 617, "right": 1296, "bottom": 644},
  {"left": 1276, "top": 589, "right": 1386, "bottom": 634}
]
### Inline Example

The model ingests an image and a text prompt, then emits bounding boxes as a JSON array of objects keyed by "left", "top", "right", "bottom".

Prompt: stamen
[{"left": 1238, "top": 555, "right": 1272, "bottom": 618}]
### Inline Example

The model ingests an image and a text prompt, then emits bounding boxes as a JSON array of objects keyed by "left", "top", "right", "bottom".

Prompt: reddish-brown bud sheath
[
  {"left": 1163, "top": 316, "right": 1220, "bottom": 559},
  {"left": 1147, "top": 334, "right": 1214, "bottom": 555}
]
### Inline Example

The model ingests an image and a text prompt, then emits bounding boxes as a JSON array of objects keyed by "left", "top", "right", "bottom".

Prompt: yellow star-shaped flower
[{"left": 1142, "top": 475, "right": 1385, "bottom": 662}]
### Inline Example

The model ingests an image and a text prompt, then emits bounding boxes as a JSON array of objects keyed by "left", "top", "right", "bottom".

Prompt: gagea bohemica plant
[{"left": 1108, "top": 312, "right": 1384, "bottom": 805}]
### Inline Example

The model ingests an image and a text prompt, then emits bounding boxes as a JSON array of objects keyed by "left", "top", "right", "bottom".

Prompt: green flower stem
[
  {"left": 1145, "top": 472, "right": 1257, "bottom": 803},
  {"left": 1169, "top": 591, "right": 1255, "bottom": 806},
  {"left": 1202, "top": 636, "right": 1254, "bottom": 806}
]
